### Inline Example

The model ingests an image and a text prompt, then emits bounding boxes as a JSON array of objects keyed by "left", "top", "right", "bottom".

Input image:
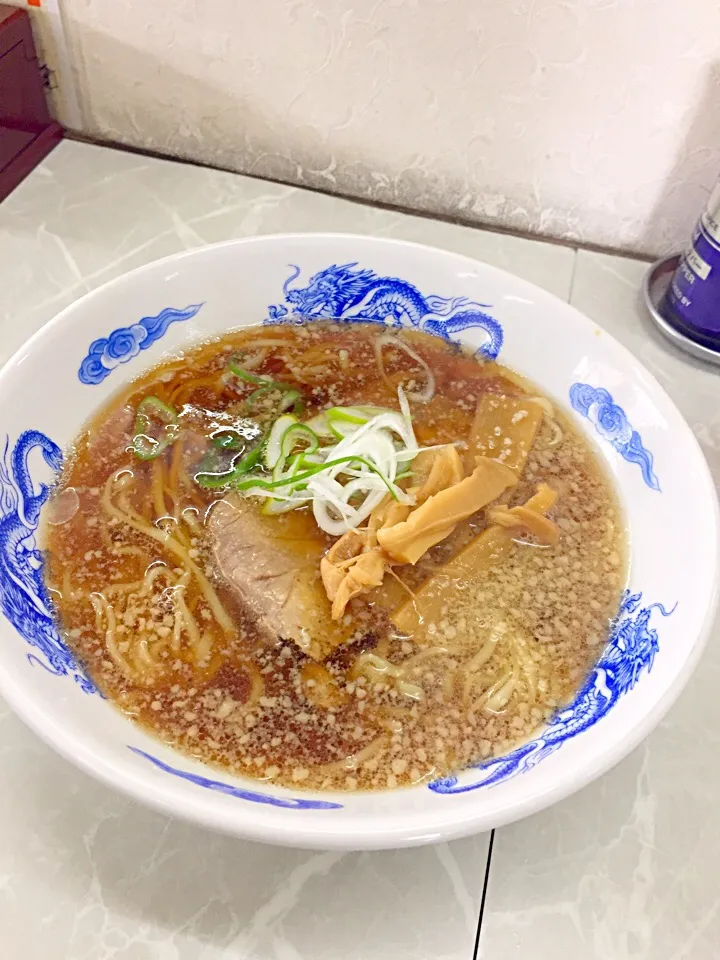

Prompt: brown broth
[{"left": 42, "top": 322, "right": 626, "bottom": 792}]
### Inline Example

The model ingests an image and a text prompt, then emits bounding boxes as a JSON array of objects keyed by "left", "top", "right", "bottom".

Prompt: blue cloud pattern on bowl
[
  {"left": 266, "top": 263, "right": 504, "bottom": 360},
  {"left": 78, "top": 303, "right": 204, "bottom": 385},
  {"left": 129, "top": 747, "right": 343, "bottom": 810},
  {"left": 0, "top": 431, "right": 95, "bottom": 692},
  {"left": 430, "top": 591, "right": 675, "bottom": 794},
  {"left": 5, "top": 299, "right": 670, "bottom": 805},
  {"left": 569, "top": 383, "right": 660, "bottom": 491}
]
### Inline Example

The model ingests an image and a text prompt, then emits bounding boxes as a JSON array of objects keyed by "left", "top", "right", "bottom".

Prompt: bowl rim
[{"left": 0, "top": 231, "right": 717, "bottom": 850}]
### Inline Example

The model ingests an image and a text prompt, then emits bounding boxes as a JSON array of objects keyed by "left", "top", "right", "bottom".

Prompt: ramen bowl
[{"left": 0, "top": 234, "right": 716, "bottom": 850}]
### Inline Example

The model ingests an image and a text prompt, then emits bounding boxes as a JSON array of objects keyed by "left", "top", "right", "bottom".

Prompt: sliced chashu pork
[{"left": 209, "top": 495, "right": 352, "bottom": 661}]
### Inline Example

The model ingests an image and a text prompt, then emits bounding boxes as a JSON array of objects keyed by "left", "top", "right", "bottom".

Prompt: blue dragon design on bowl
[
  {"left": 267, "top": 263, "right": 504, "bottom": 360},
  {"left": 78, "top": 303, "right": 204, "bottom": 385},
  {"left": 570, "top": 383, "right": 660, "bottom": 491},
  {"left": 430, "top": 591, "right": 675, "bottom": 794},
  {"left": 0, "top": 431, "right": 95, "bottom": 692},
  {"left": 0, "top": 430, "right": 676, "bottom": 804},
  {"left": 129, "top": 747, "right": 342, "bottom": 810},
  {"left": 0, "top": 432, "right": 340, "bottom": 808}
]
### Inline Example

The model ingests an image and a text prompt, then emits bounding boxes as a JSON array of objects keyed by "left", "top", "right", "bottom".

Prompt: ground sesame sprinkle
[{"left": 44, "top": 322, "right": 625, "bottom": 794}]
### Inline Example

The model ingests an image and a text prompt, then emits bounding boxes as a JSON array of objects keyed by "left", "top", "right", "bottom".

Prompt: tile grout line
[
  {"left": 567, "top": 247, "right": 581, "bottom": 304},
  {"left": 472, "top": 829, "right": 495, "bottom": 960}
]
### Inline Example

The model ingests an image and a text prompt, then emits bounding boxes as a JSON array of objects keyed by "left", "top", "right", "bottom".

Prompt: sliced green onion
[
  {"left": 265, "top": 418, "right": 320, "bottom": 474},
  {"left": 304, "top": 412, "right": 335, "bottom": 438},
  {"left": 325, "top": 405, "right": 393, "bottom": 438},
  {"left": 273, "top": 451, "right": 304, "bottom": 483},
  {"left": 228, "top": 356, "right": 304, "bottom": 417},
  {"left": 195, "top": 436, "right": 266, "bottom": 488},
  {"left": 243, "top": 384, "right": 303, "bottom": 417},
  {"left": 228, "top": 357, "right": 291, "bottom": 391},
  {"left": 234, "top": 461, "right": 335, "bottom": 493},
  {"left": 264, "top": 414, "right": 298, "bottom": 469},
  {"left": 233, "top": 455, "right": 402, "bottom": 497},
  {"left": 282, "top": 423, "right": 319, "bottom": 458},
  {"left": 211, "top": 427, "right": 246, "bottom": 450},
  {"left": 226, "top": 388, "right": 420, "bottom": 535},
  {"left": 329, "top": 405, "right": 390, "bottom": 424},
  {"left": 280, "top": 389, "right": 304, "bottom": 415},
  {"left": 132, "top": 397, "right": 179, "bottom": 460},
  {"left": 228, "top": 358, "right": 299, "bottom": 399}
]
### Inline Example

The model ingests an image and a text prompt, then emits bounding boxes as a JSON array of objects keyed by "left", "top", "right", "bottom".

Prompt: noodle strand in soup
[{"left": 42, "top": 321, "right": 626, "bottom": 792}]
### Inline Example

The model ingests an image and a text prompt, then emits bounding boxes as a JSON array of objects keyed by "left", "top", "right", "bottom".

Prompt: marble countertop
[{"left": 0, "top": 142, "right": 718, "bottom": 960}]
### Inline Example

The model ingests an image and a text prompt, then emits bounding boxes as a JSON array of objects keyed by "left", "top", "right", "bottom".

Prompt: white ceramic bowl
[{"left": 0, "top": 234, "right": 716, "bottom": 850}]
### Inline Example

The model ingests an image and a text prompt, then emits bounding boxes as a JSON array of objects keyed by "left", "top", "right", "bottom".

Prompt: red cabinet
[{"left": 0, "top": 4, "right": 62, "bottom": 202}]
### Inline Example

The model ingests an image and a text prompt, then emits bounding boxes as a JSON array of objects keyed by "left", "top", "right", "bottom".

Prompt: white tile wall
[{"left": 24, "top": 0, "right": 720, "bottom": 257}]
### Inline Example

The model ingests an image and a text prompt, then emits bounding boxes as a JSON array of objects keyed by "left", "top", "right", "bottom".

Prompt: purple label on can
[{"left": 662, "top": 182, "right": 720, "bottom": 343}]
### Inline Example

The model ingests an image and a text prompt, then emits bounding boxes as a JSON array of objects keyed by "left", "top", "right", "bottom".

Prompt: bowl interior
[{"left": 0, "top": 234, "right": 716, "bottom": 849}]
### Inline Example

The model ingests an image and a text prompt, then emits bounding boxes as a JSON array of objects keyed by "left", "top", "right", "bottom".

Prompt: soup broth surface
[{"left": 43, "top": 322, "right": 626, "bottom": 792}]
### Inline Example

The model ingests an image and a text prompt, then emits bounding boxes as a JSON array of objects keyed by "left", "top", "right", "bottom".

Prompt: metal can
[{"left": 662, "top": 181, "right": 720, "bottom": 348}]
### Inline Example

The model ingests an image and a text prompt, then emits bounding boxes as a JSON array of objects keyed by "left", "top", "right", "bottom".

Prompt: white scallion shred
[{"left": 239, "top": 389, "right": 425, "bottom": 534}]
